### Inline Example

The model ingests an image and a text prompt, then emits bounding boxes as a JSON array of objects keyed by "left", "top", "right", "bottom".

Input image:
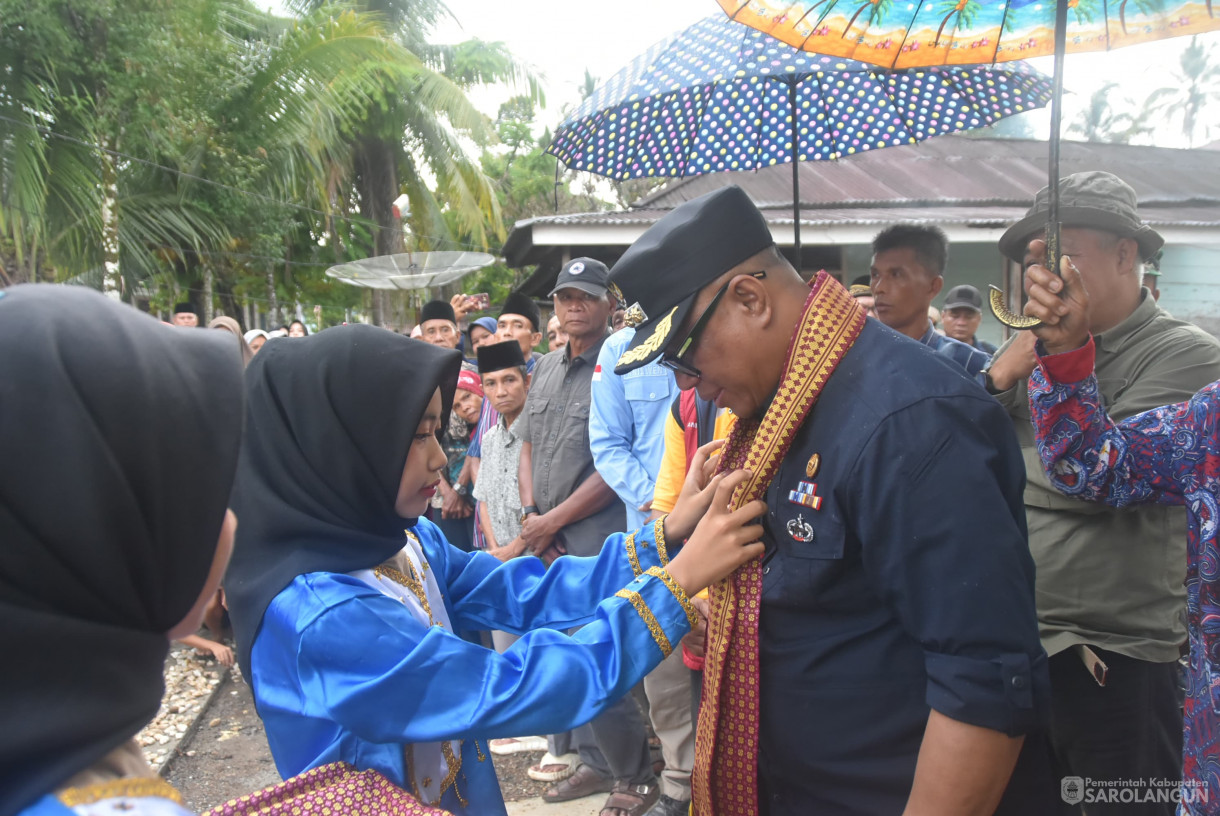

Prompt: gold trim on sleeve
[
  {"left": 616, "top": 588, "right": 673, "bottom": 658},
  {"left": 646, "top": 566, "right": 698, "bottom": 630},
  {"left": 653, "top": 516, "right": 670, "bottom": 565},
  {"left": 625, "top": 532, "right": 643, "bottom": 577},
  {"left": 58, "top": 779, "right": 185, "bottom": 807}
]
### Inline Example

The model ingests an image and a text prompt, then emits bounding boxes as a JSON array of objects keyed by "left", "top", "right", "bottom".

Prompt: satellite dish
[{"left": 326, "top": 251, "right": 496, "bottom": 291}]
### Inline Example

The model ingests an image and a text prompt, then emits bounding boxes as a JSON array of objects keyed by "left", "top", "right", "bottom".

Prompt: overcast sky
[{"left": 261, "top": 0, "right": 1220, "bottom": 147}]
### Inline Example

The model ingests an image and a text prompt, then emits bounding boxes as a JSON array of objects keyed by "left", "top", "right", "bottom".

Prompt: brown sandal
[
  {"left": 599, "top": 780, "right": 659, "bottom": 816},
  {"left": 542, "top": 764, "right": 613, "bottom": 803}
]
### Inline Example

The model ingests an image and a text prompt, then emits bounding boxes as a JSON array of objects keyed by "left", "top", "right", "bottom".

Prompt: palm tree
[
  {"left": 1067, "top": 0, "right": 1102, "bottom": 25},
  {"left": 1067, "top": 82, "right": 1157, "bottom": 143},
  {"left": 934, "top": 0, "right": 981, "bottom": 46},
  {"left": 841, "top": 0, "right": 893, "bottom": 40},
  {"left": 0, "top": 0, "right": 436, "bottom": 321},
  {"left": 1119, "top": 0, "right": 1165, "bottom": 34},
  {"left": 1150, "top": 36, "right": 1220, "bottom": 147}
]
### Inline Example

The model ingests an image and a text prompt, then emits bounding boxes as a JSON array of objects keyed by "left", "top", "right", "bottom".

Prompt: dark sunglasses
[{"left": 659, "top": 271, "right": 766, "bottom": 379}]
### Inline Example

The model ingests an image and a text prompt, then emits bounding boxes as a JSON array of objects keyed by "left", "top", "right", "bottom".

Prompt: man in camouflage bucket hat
[{"left": 986, "top": 170, "right": 1220, "bottom": 813}]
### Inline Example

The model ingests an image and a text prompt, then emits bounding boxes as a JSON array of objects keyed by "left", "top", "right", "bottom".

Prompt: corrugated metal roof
[
  {"left": 503, "top": 135, "right": 1220, "bottom": 267},
  {"left": 633, "top": 135, "right": 1220, "bottom": 209},
  {"left": 515, "top": 204, "right": 1220, "bottom": 229}
]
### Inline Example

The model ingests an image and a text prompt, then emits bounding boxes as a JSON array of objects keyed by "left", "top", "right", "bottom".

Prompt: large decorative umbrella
[
  {"left": 719, "top": 0, "right": 1220, "bottom": 326},
  {"left": 546, "top": 14, "right": 1052, "bottom": 262}
]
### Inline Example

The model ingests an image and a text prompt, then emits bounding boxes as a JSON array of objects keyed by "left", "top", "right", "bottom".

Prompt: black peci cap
[
  {"left": 420, "top": 299, "right": 456, "bottom": 324},
  {"left": 476, "top": 340, "right": 527, "bottom": 374},
  {"left": 608, "top": 186, "right": 774, "bottom": 374},
  {"left": 499, "top": 291, "right": 542, "bottom": 332}
]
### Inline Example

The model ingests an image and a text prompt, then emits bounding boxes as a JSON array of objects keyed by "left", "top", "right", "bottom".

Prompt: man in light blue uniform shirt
[
  {"left": 591, "top": 326, "right": 689, "bottom": 816},
  {"left": 591, "top": 328, "right": 680, "bottom": 529}
]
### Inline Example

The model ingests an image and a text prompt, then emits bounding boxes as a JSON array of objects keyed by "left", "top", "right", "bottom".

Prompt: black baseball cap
[
  {"left": 608, "top": 186, "right": 774, "bottom": 374},
  {"left": 943, "top": 284, "right": 983, "bottom": 312},
  {"left": 548, "top": 257, "right": 610, "bottom": 298}
]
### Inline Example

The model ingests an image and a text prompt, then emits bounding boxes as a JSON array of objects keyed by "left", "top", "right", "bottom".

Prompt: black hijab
[
  {"left": 0, "top": 285, "right": 244, "bottom": 815},
  {"left": 225, "top": 325, "right": 461, "bottom": 679}
]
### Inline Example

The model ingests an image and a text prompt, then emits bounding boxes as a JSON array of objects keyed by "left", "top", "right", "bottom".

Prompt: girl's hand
[
  {"left": 665, "top": 469, "right": 766, "bottom": 596},
  {"left": 665, "top": 439, "right": 727, "bottom": 541}
]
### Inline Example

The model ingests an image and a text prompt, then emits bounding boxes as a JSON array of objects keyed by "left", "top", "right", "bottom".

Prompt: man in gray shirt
[
  {"left": 517, "top": 258, "right": 659, "bottom": 816},
  {"left": 985, "top": 171, "right": 1220, "bottom": 813}
]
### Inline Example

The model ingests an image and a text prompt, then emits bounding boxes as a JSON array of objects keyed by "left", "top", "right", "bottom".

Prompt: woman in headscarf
[
  {"left": 207, "top": 316, "right": 254, "bottom": 367},
  {"left": 1, "top": 286, "right": 244, "bottom": 816},
  {"left": 224, "top": 326, "right": 764, "bottom": 816},
  {"left": 243, "top": 329, "right": 269, "bottom": 354}
]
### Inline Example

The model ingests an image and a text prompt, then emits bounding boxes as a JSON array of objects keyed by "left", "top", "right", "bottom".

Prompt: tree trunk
[
  {"left": 100, "top": 141, "right": 121, "bottom": 298},
  {"left": 202, "top": 263, "right": 214, "bottom": 324},
  {"left": 266, "top": 264, "right": 279, "bottom": 327},
  {"left": 354, "top": 134, "right": 403, "bottom": 328}
]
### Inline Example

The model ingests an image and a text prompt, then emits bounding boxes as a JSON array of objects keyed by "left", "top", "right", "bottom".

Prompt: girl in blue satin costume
[
  {"left": 3, "top": 286, "right": 244, "bottom": 816},
  {"left": 223, "top": 325, "right": 765, "bottom": 816}
]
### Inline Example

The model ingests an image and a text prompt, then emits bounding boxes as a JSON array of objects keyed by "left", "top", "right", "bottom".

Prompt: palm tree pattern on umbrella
[
  {"left": 843, "top": 0, "right": 894, "bottom": 38},
  {"left": 934, "top": 0, "right": 982, "bottom": 44}
]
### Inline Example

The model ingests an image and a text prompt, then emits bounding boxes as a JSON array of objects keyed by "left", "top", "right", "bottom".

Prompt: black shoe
[{"left": 644, "top": 794, "right": 691, "bottom": 816}]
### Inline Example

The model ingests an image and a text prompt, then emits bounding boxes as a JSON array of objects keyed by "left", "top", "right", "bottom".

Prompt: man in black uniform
[{"left": 608, "top": 186, "right": 1053, "bottom": 816}]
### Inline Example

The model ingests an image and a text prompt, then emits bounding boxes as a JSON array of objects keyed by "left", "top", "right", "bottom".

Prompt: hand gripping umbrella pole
[{"left": 988, "top": 0, "right": 1069, "bottom": 331}]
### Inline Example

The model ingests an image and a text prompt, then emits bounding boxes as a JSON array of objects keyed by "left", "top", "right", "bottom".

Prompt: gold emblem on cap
[
  {"left": 622, "top": 302, "right": 648, "bottom": 328},
  {"left": 617, "top": 306, "right": 678, "bottom": 367},
  {"left": 805, "top": 453, "right": 821, "bottom": 479},
  {"left": 608, "top": 282, "right": 625, "bottom": 307}
]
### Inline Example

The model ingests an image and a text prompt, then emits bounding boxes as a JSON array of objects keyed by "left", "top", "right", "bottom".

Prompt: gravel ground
[
  {"left": 149, "top": 641, "right": 620, "bottom": 814},
  {"left": 164, "top": 670, "right": 281, "bottom": 811},
  {"left": 137, "top": 642, "right": 228, "bottom": 772}
]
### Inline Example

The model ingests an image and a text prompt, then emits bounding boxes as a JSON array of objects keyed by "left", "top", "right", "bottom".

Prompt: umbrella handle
[{"left": 988, "top": 286, "right": 1043, "bottom": 330}]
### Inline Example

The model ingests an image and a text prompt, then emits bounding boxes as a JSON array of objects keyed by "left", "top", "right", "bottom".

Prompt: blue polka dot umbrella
[
  {"left": 546, "top": 14, "right": 1052, "bottom": 259},
  {"left": 717, "top": 0, "right": 1220, "bottom": 327}
]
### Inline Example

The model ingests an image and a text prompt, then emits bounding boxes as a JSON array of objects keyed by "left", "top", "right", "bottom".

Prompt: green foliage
[
  {"left": 1068, "top": 82, "right": 1159, "bottom": 144},
  {"left": 0, "top": 0, "right": 536, "bottom": 325},
  {"left": 1152, "top": 36, "right": 1220, "bottom": 148}
]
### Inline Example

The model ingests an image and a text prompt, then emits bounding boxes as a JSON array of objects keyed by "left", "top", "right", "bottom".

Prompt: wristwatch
[
  {"left": 454, "top": 482, "right": 471, "bottom": 499},
  {"left": 520, "top": 505, "right": 539, "bottom": 525},
  {"left": 981, "top": 366, "right": 1003, "bottom": 395}
]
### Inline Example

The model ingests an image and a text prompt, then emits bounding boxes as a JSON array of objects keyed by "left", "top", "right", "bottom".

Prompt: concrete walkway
[{"left": 505, "top": 793, "right": 603, "bottom": 815}]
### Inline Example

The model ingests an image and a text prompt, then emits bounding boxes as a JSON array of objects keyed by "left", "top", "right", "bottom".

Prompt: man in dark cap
[
  {"left": 846, "top": 275, "right": 874, "bottom": 317},
  {"left": 467, "top": 293, "right": 545, "bottom": 551},
  {"left": 941, "top": 284, "right": 997, "bottom": 354},
  {"left": 496, "top": 291, "right": 544, "bottom": 367},
  {"left": 609, "top": 185, "right": 1052, "bottom": 816},
  {"left": 419, "top": 299, "right": 460, "bottom": 349},
  {"left": 517, "top": 257, "right": 659, "bottom": 815},
  {"left": 172, "top": 302, "right": 199, "bottom": 328},
  {"left": 1143, "top": 249, "right": 1163, "bottom": 301},
  {"left": 472, "top": 341, "right": 531, "bottom": 568},
  {"left": 983, "top": 170, "right": 1220, "bottom": 813}
]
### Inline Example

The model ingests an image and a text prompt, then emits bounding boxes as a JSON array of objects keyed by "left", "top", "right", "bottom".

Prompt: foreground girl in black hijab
[
  {"left": 224, "top": 325, "right": 764, "bottom": 816},
  {"left": 1, "top": 286, "right": 243, "bottom": 816}
]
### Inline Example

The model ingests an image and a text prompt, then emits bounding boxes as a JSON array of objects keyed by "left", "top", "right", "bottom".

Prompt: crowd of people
[{"left": 5, "top": 168, "right": 1220, "bottom": 816}]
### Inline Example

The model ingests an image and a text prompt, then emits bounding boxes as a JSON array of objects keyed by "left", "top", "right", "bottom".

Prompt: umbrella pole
[
  {"left": 788, "top": 79, "right": 802, "bottom": 271},
  {"left": 1046, "top": 0, "right": 1069, "bottom": 276},
  {"left": 988, "top": 0, "right": 1070, "bottom": 330}
]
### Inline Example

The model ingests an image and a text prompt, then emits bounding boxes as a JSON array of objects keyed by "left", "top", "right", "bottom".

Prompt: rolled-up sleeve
[{"left": 849, "top": 395, "right": 1050, "bottom": 736}]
